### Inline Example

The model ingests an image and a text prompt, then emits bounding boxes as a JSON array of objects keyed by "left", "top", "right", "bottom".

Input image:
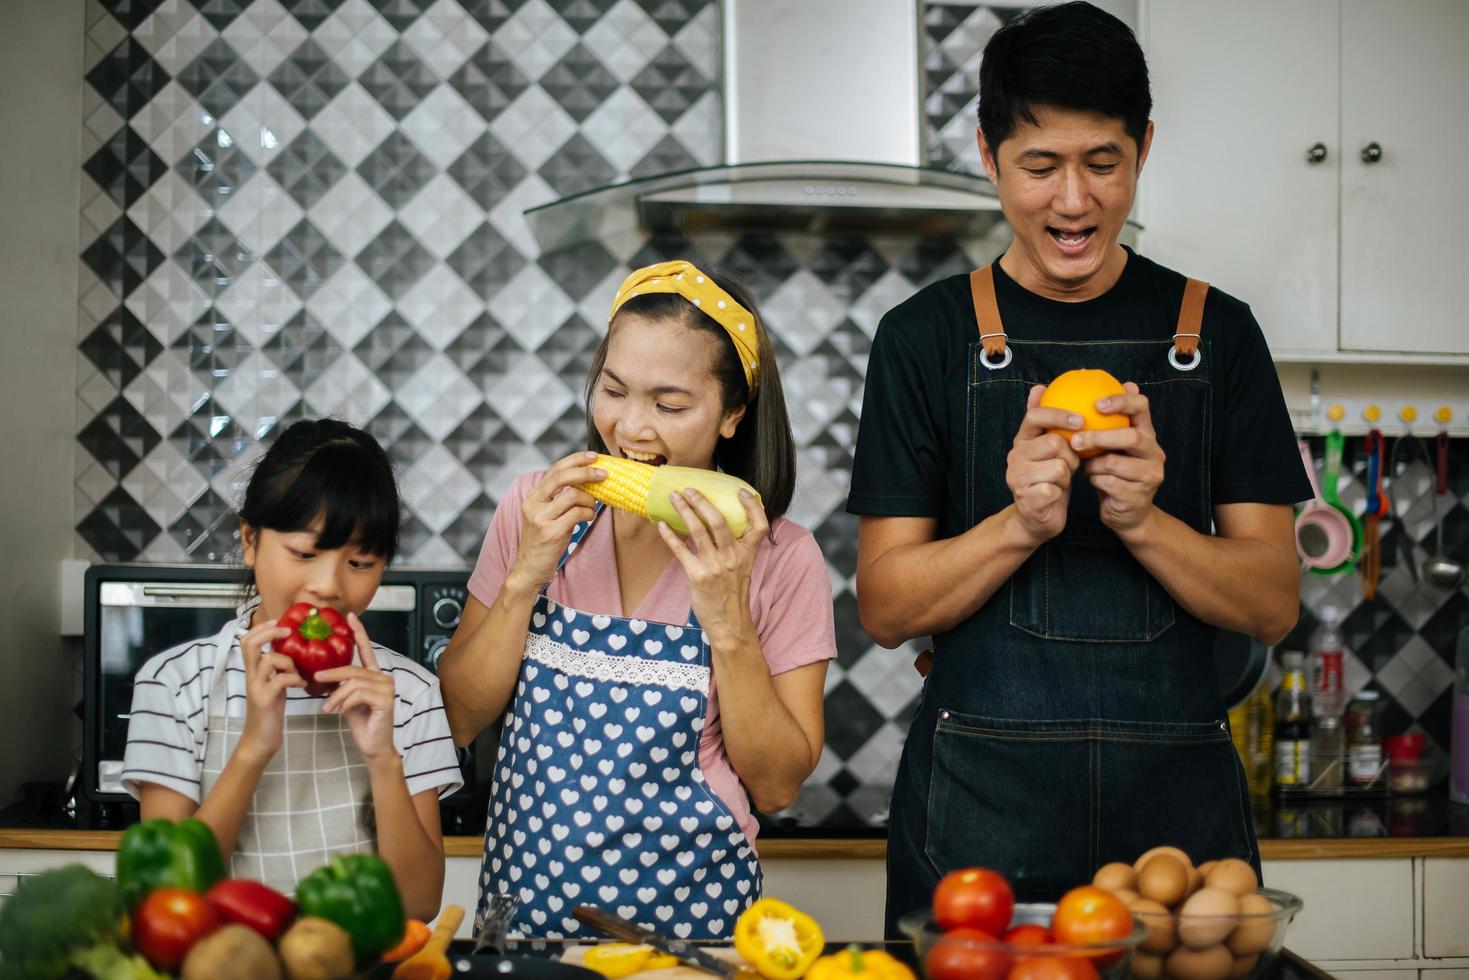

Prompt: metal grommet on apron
[
  {"left": 199, "top": 612, "right": 376, "bottom": 894},
  {"left": 1169, "top": 278, "right": 1208, "bottom": 371}
]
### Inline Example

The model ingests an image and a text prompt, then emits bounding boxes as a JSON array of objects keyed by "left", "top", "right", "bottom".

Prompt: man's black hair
[{"left": 978, "top": 1, "right": 1151, "bottom": 155}]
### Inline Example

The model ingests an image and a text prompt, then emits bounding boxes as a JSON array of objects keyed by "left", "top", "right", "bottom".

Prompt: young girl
[
  {"left": 121, "top": 419, "right": 461, "bottom": 919},
  {"left": 438, "top": 261, "right": 836, "bottom": 939}
]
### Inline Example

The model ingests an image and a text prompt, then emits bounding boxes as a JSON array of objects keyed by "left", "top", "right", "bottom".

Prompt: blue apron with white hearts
[{"left": 475, "top": 506, "right": 763, "bottom": 939}]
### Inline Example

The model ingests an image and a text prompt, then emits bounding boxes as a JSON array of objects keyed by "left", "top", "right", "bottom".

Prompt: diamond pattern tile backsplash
[{"left": 72, "top": 0, "right": 1469, "bottom": 830}]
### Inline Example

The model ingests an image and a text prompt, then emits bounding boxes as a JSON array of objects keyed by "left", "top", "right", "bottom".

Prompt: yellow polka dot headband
[{"left": 608, "top": 260, "right": 759, "bottom": 397}]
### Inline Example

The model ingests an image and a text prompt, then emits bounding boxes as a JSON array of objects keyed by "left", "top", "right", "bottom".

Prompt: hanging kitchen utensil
[
  {"left": 1295, "top": 436, "right": 1359, "bottom": 574},
  {"left": 1424, "top": 430, "right": 1467, "bottom": 590},
  {"left": 1361, "top": 429, "right": 1388, "bottom": 599},
  {"left": 1387, "top": 432, "right": 1435, "bottom": 584}
]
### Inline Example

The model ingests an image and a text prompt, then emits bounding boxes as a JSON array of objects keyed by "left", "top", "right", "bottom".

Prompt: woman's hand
[
  {"left": 1071, "top": 382, "right": 1166, "bottom": 536},
  {"left": 237, "top": 620, "right": 302, "bottom": 764},
  {"left": 506, "top": 451, "right": 605, "bottom": 594},
  {"left": 316, "top": 613, "right": 400, "bottom": 766},
  {"left": 658, "top": 488, "right": 768, "bottom": 651},
  {"left": 1006, "top": 384, "right": 1083, "bottom": 546}
]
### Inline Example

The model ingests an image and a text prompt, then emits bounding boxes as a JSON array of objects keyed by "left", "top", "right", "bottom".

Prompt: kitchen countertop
[{"left": 2, "top": 792, "right": 1467, "bottom": 858}]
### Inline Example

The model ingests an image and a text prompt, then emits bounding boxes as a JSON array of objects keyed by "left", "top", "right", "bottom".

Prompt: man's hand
[
  {"left": 1007, "top": 384, "right": 1083, "bottom": 545},
  {"left": 1072, "top": 382, "right": 1166, "bottom": 535}
]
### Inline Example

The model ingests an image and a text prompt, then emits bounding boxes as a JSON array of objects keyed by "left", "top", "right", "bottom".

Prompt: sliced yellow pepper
[
  {"left": 733, "top": 898, "right": 825, "bottom": 980},
  {"left": 805, "top": 945, "right": 916, "bottom": 980},
  {"left": 583, "top": 942, "right": 657, "bottom": 977}
]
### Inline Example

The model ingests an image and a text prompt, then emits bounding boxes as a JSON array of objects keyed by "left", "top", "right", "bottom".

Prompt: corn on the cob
[{"left": 582, "top": 453, "right": 762, "bottom": 538}]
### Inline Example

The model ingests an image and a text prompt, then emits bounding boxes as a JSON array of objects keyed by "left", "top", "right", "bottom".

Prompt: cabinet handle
[
  {"left": 1306, "top": 143, "right": 1328, "bottom": 164},
  {"left": 1361, "top": 142, "right": 1383, "bottom": 164}
]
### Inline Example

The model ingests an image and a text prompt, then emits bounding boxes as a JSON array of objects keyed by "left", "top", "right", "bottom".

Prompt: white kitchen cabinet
[
  {"left": 1142, "top": 0, "right": 1339, "bottom": 358},
  {"left": 1142, "top": 0, "right": 1469, "bottom": 358},
  {"left": 1261, "top": 858, "right": 1417, "bottom": 961},
  {"left": 1423, "top": 858, "right": 1469, "bottom": 958}
]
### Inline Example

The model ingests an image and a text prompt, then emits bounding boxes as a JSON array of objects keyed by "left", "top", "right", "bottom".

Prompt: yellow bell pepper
[
  {"left": 805, "top": 946, "right": 916, "bottom": 980},
  {"left": 582, "top": 943, "right": 679, "bottom": 977},
  {"left": 733, "top": 899, "right": 825, "bottom": 980}
]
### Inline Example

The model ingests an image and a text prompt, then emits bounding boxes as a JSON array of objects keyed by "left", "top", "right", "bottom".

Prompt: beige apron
[{"left": 199, "top": 615, "right": 376, "bottom": 894}]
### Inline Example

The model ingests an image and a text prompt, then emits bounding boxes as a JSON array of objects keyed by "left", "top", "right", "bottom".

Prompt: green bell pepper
[
  {"left": 115, "top": 818, "right": 225, "bottom": 909},
  {"left": 294, "top": 853, "right": 405, "bottom": 963}
]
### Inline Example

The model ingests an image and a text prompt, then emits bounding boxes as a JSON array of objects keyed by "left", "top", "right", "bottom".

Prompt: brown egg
[
  {"left": 1179, "top": 888, "right": 1241, "bottom": 949},
  {"left": 1227, "top": 893, "right": 1277, "bottom": 956},
  {"left": 1113, "top": 888, "right": 1141, "bottom": 906},
  {"left": 1206, "top": 859, "right": 1259, "bottom": 897},
  {"left": 1198, "top": 860, "right": 1219, "bottom": 879},
  {"left": 1138, "top": 854, "right": 1190, "bottom": 908},
  {"left": 1227, "top": 953, "right": 1260, "bottom": 979},
  {"left": 1130, "top": 898, "right": 1178, "bottom": 955},
  {"left": 1134, "top": 845, "right": 1194, "bottom": 873},
  {"left": 1187, "top": 865, "right": 1205, "bottom": 896},
  {"left": 1094, "top": 861, "right": 1139, "bottom": 893},
  {"left": 1166, "top": 945, "right": 1234, "bottom": 980},
  {"left": 1130, "top": 951, "right": 1166, "bottom": 979}
]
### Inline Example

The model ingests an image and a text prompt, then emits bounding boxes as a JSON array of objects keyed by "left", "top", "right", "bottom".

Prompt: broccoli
[{"left": 0, "top": 864, "right": 162, "bottom": 980}]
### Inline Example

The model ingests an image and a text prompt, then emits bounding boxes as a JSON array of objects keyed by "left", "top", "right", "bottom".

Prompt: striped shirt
[{"left": 121, "top": 604, "right": 463, "bottom": 803}]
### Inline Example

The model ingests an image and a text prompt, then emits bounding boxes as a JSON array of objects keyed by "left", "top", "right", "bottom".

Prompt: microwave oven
[{"left": 81, "top": 564, "right": 488, "bottom": 830}]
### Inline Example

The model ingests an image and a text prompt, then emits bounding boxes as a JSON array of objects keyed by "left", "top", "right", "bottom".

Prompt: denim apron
[
  {"left": 885, "top": 266, "right": 1258, "bottom": 934},
  {"left": 476, "top": 506, "right": 762, "bottom": 939}
]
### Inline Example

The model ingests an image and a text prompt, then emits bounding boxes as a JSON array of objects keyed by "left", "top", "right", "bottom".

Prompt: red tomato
[
  {"left": 926, "top": 927, "right": 1011, "bottom": 980},
  {"left": 132, "top": 887, "right": 220, "bottom": 972},
  {"left": 1007, "top": 955, "right": 1101, "bottom": 980},
  {"left": 1003, "top": 923, "right": 1054, "bottom": 951},
  {"left": 933, "top": 867, "right": 1015, "bottom": 934},
  {"left": 1051, "top": 885, "right": 1133, "bottom": 967}
]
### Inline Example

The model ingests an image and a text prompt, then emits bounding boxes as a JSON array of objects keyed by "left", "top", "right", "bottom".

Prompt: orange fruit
[{"left": 1037, "top": 369, "right": 1128, "bottom": 458}]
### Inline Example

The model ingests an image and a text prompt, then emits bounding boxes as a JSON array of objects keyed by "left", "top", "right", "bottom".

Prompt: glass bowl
[
  {"left": 900, "top": 901, "right": 1148, "bottom": 979},
  {"left": 1127, "top": 886, "right": 1303, "bottom": 980}
]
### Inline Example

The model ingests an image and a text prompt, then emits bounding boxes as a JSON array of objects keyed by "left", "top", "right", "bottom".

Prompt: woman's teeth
[{"left": 622, "top": 449, "right": 664, "bottom": 465}]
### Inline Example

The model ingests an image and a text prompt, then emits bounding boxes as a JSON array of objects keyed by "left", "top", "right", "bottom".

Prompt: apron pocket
[
  {"left": 1096, "top": 719, "right": 1257, "bottom": 869},
  {"left": 1009, "top": 527, "right": 1175, "bottom": 642},
  {"left": 924, "top": 712, "right": 1094, "bottom": 900}
]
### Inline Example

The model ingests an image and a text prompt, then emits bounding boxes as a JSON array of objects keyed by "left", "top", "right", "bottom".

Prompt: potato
[
  {"left": 182, "top": 924, "right": 282, "bottom": 980},
  {"left": 279, "top": 916, "right": 355, "bottom": 980}
]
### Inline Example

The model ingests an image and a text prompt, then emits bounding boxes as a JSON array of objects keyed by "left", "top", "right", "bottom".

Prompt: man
[{"left": 848, "top": 2, "right": 1310, "bottom": 934}]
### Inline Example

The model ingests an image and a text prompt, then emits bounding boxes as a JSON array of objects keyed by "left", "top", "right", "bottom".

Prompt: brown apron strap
[
  {"left": 969, "top": 265, "right": 1007, "bottom": 359},
  {"left": 1174, "top": 278, "right": 1209, "bottom": 356}
]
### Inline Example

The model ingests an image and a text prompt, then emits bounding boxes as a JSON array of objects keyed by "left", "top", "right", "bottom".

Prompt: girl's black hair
[
  {"left": 583, "top": 268, "right": 798, "bottom": 524},
  {"left": 238, "top": 418, "right": 401, "bottom": 569}
]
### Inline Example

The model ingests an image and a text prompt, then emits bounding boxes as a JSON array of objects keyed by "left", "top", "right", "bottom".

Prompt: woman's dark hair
[
  {"left": 583, "top": 269, "right": 798, "bottom": 524},
  {"left": 238, "top": 418, "right": 401, "bottom": 576},
  {"left": 977, "top": 1, "right": 1151, "bottom": 158}
]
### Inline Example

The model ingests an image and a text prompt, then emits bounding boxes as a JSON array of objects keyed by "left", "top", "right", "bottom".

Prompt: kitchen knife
[{"left": 571, "top": 905, "right": 758, "bottom": 979}]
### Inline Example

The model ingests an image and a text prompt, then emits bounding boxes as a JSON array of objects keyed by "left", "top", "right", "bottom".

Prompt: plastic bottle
[
  {"left": 1275, "top": 651, "right": 1313, "bottom": 787},
  {"left": 1310, "top": 608, "right": 1346, "bottom": 718},
  {"left": 1345, "top": 689, "right": 1384, "bottom": 788},
  {"left": 1452, "top": 627, "right": 1469, "bottom": 805},
  {"left": 1229, "top": 669, "right": 1275, "bottom": 797}
]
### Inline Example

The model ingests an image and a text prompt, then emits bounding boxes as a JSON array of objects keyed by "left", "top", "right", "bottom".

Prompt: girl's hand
[
  {"left": 507, "top": 452, "right": 605, "bottom": 594},
  {"left": 316, "top": 613, "right": 399, "bottom": 766},
  {"left": 658, "top": 488, "right": 769, "bottom": 652},
  {"left": 238, "top": 621, "right": 303, "bottom": 764}
]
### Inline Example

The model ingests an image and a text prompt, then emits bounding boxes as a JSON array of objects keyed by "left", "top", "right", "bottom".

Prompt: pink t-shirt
[{"left": 467, "top": 471, "right": 837, "bottom": 846}]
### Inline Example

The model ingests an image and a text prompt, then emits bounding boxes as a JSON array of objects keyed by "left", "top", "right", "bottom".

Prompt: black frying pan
[{"left": 1213, "top": 627, "right": 1269, "bottom": 709}]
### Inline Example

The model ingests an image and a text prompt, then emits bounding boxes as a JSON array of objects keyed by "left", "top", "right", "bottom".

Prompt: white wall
[{"left": 0, "top": 0, "right": 85, "bottom": 805}]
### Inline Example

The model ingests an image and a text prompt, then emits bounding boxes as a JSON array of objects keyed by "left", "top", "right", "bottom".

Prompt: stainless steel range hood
[{"left": 525, "top": 0, "right": 1003, "bottom": 252}]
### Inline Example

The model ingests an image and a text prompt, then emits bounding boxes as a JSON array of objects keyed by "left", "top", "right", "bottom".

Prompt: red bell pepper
[
  {"left": 132, "top": 886, "right": 219, "bottom": 972},
  {"left": 276, "top": 601, "right": 354, "bottom": 695},
  {"left": 205, "top": 878, "right": 296, "bottom": 941}
]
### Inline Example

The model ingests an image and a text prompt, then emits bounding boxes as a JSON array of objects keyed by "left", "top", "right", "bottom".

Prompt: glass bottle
[
  {"left": 1345, "top": 689, "right": 1385, "bottom": 788},
  {"left": 1275, "top": 651, "right": 1313, "bottom": 787},
  {"left": 1310, "top": 608, "right": 1345, "bottom": 718},
  {"left": 1229, "top": 669, "right": 1275, "bottom": 797}
]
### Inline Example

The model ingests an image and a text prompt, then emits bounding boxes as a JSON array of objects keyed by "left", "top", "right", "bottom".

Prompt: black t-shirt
[{"left": 847, "top": 248, "right": 1311, "bottom": 536}]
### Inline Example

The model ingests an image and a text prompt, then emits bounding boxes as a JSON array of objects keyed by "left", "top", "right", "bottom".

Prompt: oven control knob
[
  {"left": 432, "top": 596, "right": 463, "bottom": 630},
  {"left": 427, "top": 637, "right": 451, "bottom": 670}
]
